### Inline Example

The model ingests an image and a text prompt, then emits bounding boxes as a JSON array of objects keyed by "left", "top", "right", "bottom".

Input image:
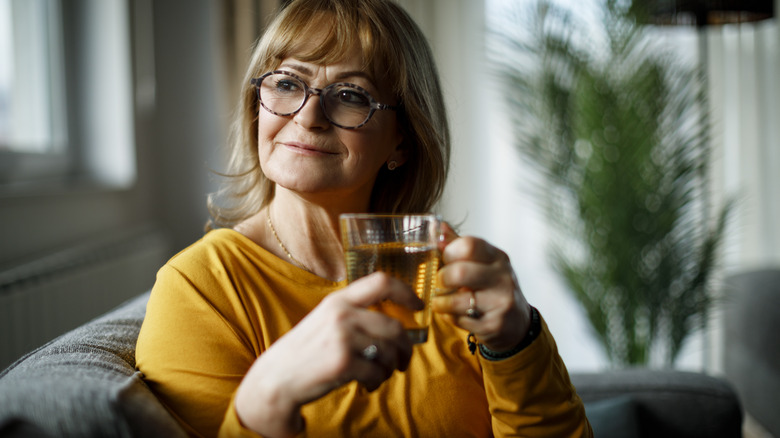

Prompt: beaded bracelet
[{"left": 467, "top": 306, "right": 541, "bottom": 361}]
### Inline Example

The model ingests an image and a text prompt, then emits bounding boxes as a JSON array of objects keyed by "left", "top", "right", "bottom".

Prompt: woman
[{"left": 136, "top": 0, "right": 592, "bottom": 437}]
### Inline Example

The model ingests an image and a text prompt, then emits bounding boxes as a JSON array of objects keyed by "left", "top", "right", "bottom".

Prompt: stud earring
[{"left": 387, "top": 160, "right": 399, "bottom": 171}]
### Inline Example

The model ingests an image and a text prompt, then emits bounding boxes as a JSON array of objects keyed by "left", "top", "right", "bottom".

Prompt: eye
[
  {"left": 333, "top": 86, "right": 370, "bottom": 107},
  {"left": 274, "top": 77, "right": 302, "bottom": 93}
]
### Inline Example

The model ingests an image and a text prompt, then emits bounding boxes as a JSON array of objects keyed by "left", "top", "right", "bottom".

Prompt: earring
[{"left": 387, "top": 160, "right": 399, "bottom": 171}]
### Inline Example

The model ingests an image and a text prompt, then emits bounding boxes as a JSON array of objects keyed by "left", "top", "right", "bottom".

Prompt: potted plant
[{"left": 493, "top": 0, "right": 732, "bottom": 366}]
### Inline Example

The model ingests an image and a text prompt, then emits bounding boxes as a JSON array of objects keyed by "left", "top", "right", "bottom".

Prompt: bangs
[{"left": 262, "top": 7, "right": 403, "bottom": 94}]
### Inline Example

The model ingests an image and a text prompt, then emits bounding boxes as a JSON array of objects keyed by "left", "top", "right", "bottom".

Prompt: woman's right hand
[{"left": 234, "top": 272, "right": 423, "bottom": 438}]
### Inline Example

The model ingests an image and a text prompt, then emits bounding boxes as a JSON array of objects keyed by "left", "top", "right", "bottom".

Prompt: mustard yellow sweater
[{"left": 136, "top": 229, "right": 592, "bottom": 437}]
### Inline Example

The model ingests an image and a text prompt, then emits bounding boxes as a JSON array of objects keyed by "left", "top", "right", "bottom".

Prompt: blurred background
[{"left": 0, "top": 0, "right": 777, "bottom": 432}]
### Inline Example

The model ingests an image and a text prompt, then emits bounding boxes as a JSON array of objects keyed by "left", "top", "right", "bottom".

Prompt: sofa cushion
[
  {"left": 0, "top": 292, "right": 185, "bottom": 438},
  {"left": 724, "top": 269, "right": 780, "bottom": 437},
  {"left": 572, "top": 369, "right": 742, "bottom": 438},
  {"left": 584, "top": 395, "right": 640, "bottom": 438}
]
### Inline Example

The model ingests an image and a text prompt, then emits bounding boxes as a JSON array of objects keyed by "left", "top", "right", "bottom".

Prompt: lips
[{"left": 281, "top": 141, "right": 338, "bottom": 155}]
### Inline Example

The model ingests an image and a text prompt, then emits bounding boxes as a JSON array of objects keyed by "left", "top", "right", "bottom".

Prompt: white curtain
[
  {"left": 706, "top": 1, "right": 779, "bottom": 373},
  {"left": 708, "top": 11, "right": 780, "bottom": 273}
]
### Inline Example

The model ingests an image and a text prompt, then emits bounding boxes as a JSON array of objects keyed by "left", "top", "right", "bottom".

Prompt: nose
[{"left": 293, "top": 89, "right": 330, "bottom": 129}]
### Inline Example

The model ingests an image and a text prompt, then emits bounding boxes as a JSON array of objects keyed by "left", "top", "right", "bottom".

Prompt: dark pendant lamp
[{"left": 637, "top": 0, "right": 775, "bottom": 27}]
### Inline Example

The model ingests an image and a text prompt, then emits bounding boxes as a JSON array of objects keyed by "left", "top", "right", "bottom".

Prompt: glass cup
[{"left": 340, "top": 213, "right": 442, "bottom": 344}]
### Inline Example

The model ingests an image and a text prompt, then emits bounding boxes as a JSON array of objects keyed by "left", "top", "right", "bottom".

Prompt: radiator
[{"left": 0, "top": 226, "right": 171, "bottom": 370}]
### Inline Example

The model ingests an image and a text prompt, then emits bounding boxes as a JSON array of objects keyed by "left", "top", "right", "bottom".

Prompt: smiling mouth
[{"left": 282, "top": 142, "right": 338, "bottom": 155}]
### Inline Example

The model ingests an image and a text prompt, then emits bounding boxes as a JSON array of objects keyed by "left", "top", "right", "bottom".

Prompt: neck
[{"left": 265, "top": 188, "right": 364, "bottom": 281}]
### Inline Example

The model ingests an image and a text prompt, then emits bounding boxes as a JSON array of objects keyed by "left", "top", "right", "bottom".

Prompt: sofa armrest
[
  {"left": 572, "top": 369, "right": 742, "bottom": 438},
  {"left": 0, "top": 292, "right": 186, "bottom": 438},
  {"left": 724, "top": 269, "right": 780, "bottom": 437}
]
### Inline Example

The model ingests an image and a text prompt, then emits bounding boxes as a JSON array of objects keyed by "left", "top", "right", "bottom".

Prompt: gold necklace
[{"left": 266, "top": 208, "right": 311, "bottom": 272}]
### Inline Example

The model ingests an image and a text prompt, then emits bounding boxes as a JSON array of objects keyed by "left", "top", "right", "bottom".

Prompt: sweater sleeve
[
  {"left": 136, "top": 263, "right": 259, "bottom": 437},
  {"left": 479, "top": 315, "right": 593, "bottom": 437}
]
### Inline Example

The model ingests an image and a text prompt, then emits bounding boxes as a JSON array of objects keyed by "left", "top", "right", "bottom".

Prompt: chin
[{"left": 272, "top": 175, "right": 338, "bottom": 194}]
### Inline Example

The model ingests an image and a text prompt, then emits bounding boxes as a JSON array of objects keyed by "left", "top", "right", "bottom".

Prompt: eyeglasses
[{"left": 251, "top": 70, "right": 399, "bottom": 129}]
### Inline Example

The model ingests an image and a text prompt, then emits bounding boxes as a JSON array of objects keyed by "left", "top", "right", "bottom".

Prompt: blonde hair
[{"left": 207, "top": 0, "right": 450, "bottom": 229}]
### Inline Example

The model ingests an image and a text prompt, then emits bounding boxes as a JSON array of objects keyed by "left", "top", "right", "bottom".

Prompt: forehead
[
  {"left": 277, "top": 46, "right": 375, "bottom": 82},
  {"left": 265, "top": 10, "right": 391, "bottom": 86}
]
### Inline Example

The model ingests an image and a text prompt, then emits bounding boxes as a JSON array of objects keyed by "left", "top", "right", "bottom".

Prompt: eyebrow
[{"left": 280, "top": 63, "right": 375, "bottom": 83}]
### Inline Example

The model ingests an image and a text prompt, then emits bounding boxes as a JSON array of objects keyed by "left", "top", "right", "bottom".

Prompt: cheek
[
  {"left": 257, "top": 112, "right": 285, "bottom": 143},
  {"left": 339, "top": 131, "right": 388, "bottom": 169},
  {"left": 371, "top": 111, "right": 403, "bottom": 146},
  {"left": 360, "top": 119, "right": 402, "bottom": 156},
  {"left": 256, "top": 114, "right": 287, "bottom": 171}
]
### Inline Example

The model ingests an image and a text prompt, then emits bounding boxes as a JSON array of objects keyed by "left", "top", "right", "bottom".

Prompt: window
[
  {"left": 0, "top": 0, "right": 66, "bottom": 154},
  {"left": 0, "top": 0, "right": 135, "bottom": 188},
  {"left": 0, "top": 0, "right": 69, "bottom": 184}
]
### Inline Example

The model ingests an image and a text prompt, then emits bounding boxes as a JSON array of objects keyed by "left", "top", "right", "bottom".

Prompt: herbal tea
[{"left": 346, "top": 241, "right": 440, "bottom": 343}]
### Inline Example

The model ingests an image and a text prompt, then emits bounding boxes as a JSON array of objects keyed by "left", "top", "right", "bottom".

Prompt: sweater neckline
[{"left": 212, "top": 228, "right": 347, "bottom": 288}]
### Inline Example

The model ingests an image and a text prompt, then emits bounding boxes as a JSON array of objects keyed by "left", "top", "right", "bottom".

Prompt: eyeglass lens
[{"left": 258, "top": 73, "right": 374, "bottom": 128}]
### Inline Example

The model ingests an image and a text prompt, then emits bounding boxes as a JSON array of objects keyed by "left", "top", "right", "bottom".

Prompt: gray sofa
[
  {"left": 0, "top": 292, "right": 743, "bottom": 438},
  {"left": 0, "top": 292, "right": 185, "bottom": 438},
  {"left": 724, "top": 269, "right": 780, "bottom": 437}
]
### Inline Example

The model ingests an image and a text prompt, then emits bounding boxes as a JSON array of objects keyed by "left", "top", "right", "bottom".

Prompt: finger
[
  {"left": 341, "top": 272, "right": 424, "bottom": 310},
  {"left": 349, "top": 356, "right": 390, "bottom": 392},
  {"left": 353, "top": 309, "right": 413, "bottom": 371},
  {"left": 359, "top": 338, "right": 405, "bottom": 377},
  {"left": 348, "top": 337, "right": 406, "bottom": 391},
  {"left": 438, "top": 221, "right": 459, "bottom": 252},
  {"left": 438, "top": 260, "right": 510, "bottom": 292},
  {"left": 442, "top": 236, "right": 503, "bottom": 265},
  {"left": 431, "top": 291, "right": 499, "bottom": 340},
  {"left": 431, "top": 289, "right": 480, "bottom": 316},
  {"left": 432, "top": 287, "right": 516, "bottom": 320},
  {"left": 430, "top": 294, "right": 483, "bottom": 334}
]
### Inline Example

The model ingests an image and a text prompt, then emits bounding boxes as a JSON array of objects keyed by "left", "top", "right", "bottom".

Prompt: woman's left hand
[{"left": 431, "top": 223, "right": 533, "bottom": 352}]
